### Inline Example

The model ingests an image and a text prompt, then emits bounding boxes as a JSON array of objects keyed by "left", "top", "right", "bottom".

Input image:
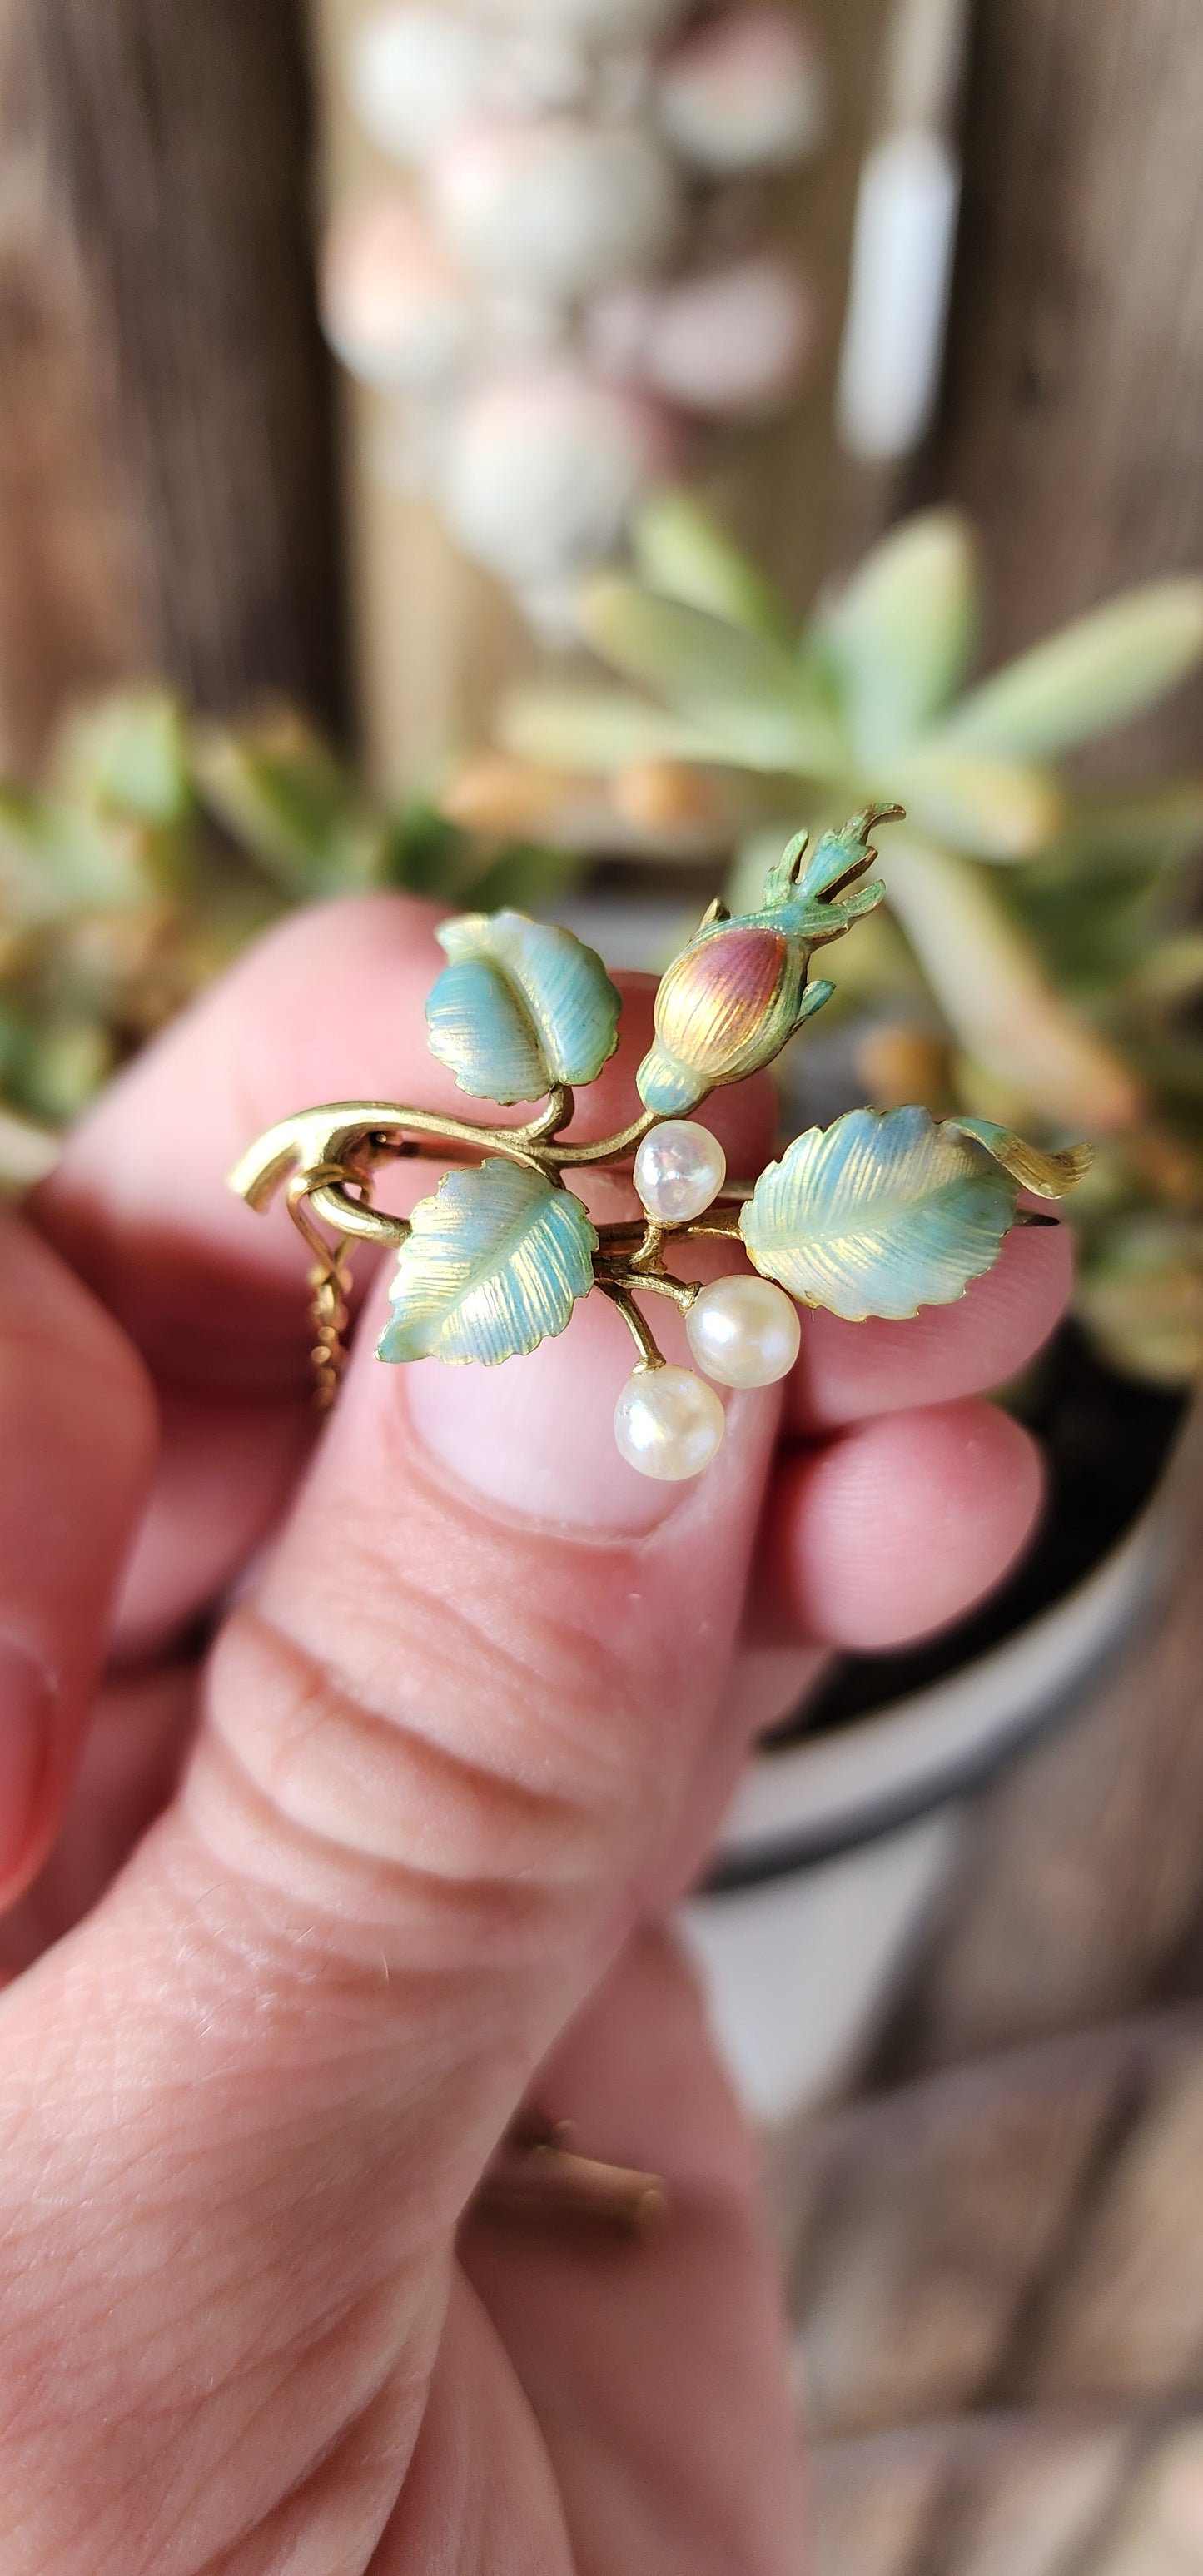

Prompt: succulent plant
[
  {"left": 468, "top": 492, "right": 1203, "bottom": 1385},
  {"left": 0, "top": 690, "right": 572, "bottom": 1187}
]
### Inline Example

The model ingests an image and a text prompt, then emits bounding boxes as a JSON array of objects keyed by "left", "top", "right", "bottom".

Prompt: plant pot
[{"left": 680, "top": 1335, "right": 1186, "bottom": 2126}]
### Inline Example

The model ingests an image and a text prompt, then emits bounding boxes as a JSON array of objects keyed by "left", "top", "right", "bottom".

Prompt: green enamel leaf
[
  {"left": 944, "top": 1116, "right": 1093, "bottom": 1197},
  {"left": 379, "top": 1161, "right": 598, "bottom": 1367},
  {"left": 940, "top": 580, "right": 1203, "bottom": 762},
  {"left": 819, "top": 509, "right": 979, "bottom": 762},
  {"left": 426, "top": 909, "right": 621, "bottom": 1105},
  {"left": 739, "top": 1104, "right": 1019, "bottom": 1320},
  {"left": 579, "top": 575, "right": 843, "bottom": 774}
]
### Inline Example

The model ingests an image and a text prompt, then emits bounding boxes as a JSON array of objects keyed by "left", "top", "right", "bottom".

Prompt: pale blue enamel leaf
[
  {"left": 739, "top": 1105, "right": 1018, "bottom": 1321},
  {"left": 426, "top": 908, "right": 621, "bottom": 1105},
  {"left": 379, "top": 1161, "right": 598, "bottom": 1366}
]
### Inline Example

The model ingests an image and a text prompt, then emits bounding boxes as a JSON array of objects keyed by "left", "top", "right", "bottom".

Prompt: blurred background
[{"left": 2, "top": 4, "right": 1203, "bottom": 2568}]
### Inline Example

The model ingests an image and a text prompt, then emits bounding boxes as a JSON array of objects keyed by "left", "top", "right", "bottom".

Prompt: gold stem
[
  {"left": 599, "top": 1266, "right": 698, "bottom": 1315},
  {"left": 596, "top": 1280, "right": 667, "bottom": 1369},
  {"left": 553, "top": 1107, "right": 659, "bottom": 1167}
]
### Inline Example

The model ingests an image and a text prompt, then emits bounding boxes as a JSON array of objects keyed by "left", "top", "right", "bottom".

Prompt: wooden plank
[
  {"left": 785, "top": 2017, "right": 1196, "bottom": 2434},
  {"left": 0, "top": 0, "right": 345, "bottom": 768},
  {"left": 0, "top": 1, "right": 146, "bottom": 769},
  {"left": 923, "top": 0, "right": 1203, "bottom": 773},
  {"left": 781, "top": 2010, "right": 1203, "bottom": 2435},
  {"left": 813, "top": 2414, "right": 1144, "bottom": 2576}
]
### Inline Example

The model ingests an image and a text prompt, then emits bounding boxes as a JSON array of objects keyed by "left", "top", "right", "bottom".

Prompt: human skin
[{"left": 0, "top": 896, "right": 1070, "bottom": 2573}]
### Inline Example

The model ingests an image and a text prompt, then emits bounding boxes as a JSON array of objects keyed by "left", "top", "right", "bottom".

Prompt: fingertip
[{"left": 761, "top": 1397, "right": 1044, "bottom": 1649}]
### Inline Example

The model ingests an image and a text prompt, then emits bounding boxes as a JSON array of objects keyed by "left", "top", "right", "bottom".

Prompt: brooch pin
[{"left": 231, "top": 804, "right": 1091, "bottom": 1479}]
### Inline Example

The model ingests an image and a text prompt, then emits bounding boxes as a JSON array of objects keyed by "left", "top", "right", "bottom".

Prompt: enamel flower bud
[
  {"left": 636, "top": 806, "right": 898, "bottom": 1116},
  {"left": 614, "top": 1366, "right": 725, "bottom": 1479}
]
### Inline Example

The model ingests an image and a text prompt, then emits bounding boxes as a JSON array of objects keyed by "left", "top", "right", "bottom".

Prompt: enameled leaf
[
  {"left": 945, "top": 1116, "right": 1092, "bottom": 1197},
  {"left": 379, "top": 1161, "right": 598, "bottom": 1367},
  {"left": 426, "top": 909, "right": 621, "bottom": 1105},
  {"left": 739, "top": 1104, "right": 1019, "bottom": 1320}
]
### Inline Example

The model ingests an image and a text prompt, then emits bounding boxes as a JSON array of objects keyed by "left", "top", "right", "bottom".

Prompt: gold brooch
[{"left": 231, "top": 805, "right": 1091, "bottom": 1479}]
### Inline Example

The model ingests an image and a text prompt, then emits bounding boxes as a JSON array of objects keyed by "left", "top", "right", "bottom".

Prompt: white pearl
[
  {"left": 686, "top": 1275, "right": 801, "bottom": 1388},
  {"left": 634, "top": 1120, "right": 726, "bottom": 1224},
  {"left": 614, "top": 1365, "right": 725, "bottom": 1479}
]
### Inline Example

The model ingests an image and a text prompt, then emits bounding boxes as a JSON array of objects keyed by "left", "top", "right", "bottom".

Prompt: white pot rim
[{"left": 708, "top": 1487, "right": 1168, "bottom": 1892}]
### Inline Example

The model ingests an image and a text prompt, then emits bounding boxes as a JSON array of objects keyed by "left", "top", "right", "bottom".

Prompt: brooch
[{"left": 231, "top": 804, "right": 1091, "bottom": 1479}]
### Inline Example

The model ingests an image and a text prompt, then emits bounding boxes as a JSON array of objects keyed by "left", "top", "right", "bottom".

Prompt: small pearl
[
  {"left": 614, "top": 1365, "right": 725, "bottom": 1479},
  {"left": 686, "top": 1274, "right": 801, "bottom": 1387},
  {"left": 634, "top": 1120, "right": 726, "bottom": 1224}
]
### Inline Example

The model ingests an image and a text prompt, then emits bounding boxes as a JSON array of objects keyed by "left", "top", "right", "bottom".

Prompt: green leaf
[
  {"left": 891, "top": 743, "right": 1062, "bottom": 859},
  {"left": 880, "top": 829, "right": 1143, "bottom": 1131},
  {"left": 1076, "top": 1217, "right": 1203, "bottom": 1386},
  {"left": 426, "top": 909, "right": 621, "bottom": 1104},
  {"left": 192, "top": 711, "right": 390, "bottom": 894},
  {"left": 55, "top": 689, "right": 191, "bottom": 827},
  {"left": 379, "top": 1161, "right": 598, "bottom": 1366},
  {"left": 633, "top": 490, "right": 791, "bottom": 643},
  {"left": 941, "top": 580, "right": 1203, "bottom": 761},
  {"left": 579, "top": 575, "right": 843, "bottom": 774},
  {"left": 819, "top": 509, "right": 979, "bottom": 762},
  {"left": 497, "top": 684, "right": 704, "bottom": 773},
  {"left": 458, "top": 843, "right": 576, "bottom": 914},
  {"left": 740, "top": 1104, "right": 1020, "bottom": 1320}
]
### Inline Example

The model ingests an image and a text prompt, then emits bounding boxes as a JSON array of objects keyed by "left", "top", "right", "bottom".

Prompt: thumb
[
  {"left": 0, "top": 901, "right": 779, "bottom": 2553},
  {"left": 190, "top": 1268, "right": 779, "bottom": 2190}
]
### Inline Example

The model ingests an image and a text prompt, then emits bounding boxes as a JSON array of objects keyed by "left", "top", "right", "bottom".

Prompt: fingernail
[
  {"left": 404, "top": 1289, "right": 720, "bottom": 1534},
  {"left": 0, "top": 1639, "right": 47, "bottom": 1887}
]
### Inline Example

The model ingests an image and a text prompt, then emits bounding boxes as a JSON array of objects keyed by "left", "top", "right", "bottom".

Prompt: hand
[{"left": 0, "top": 898, "right": 1069, "bottom": 2573}]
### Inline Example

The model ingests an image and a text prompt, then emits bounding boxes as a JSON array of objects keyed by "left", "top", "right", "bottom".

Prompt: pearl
[
  {"left": 686, "top": 1274, "right": 801, "bottom": 1387},
  {"left": 614, "top": 1365, "right": 725, "bottom": 1479},
  {"left": 634, "top": 1120, "right": 726, "bottom": 1223}
]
